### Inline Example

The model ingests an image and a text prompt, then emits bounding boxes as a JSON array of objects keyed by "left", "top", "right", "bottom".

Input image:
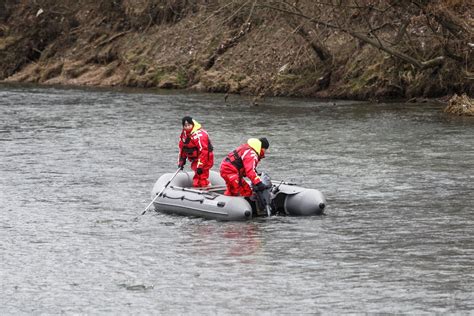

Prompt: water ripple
[{"left": 0, "top": 84, "right": 473, "bottom": 314}]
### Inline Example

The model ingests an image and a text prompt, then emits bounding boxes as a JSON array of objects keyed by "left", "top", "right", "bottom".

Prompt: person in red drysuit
[
  {"left": 178, "top": 116, "right": 214, "bottom": 187},
  {"left": 220, "top": 137, "right": 269, "bottom": 196}
]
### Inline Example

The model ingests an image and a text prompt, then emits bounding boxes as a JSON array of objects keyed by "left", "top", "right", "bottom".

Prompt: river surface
[{"left": 0, "top": 84, "right": 472, "bottom": 314}]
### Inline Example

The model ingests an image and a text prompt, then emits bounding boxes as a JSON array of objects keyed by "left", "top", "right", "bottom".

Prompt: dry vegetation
[
  {"left": 444, "top": 93, "right": 474, "bottom": 115},
  {"left": 0, "top": 0, "right": 473, "bottom": 104}
]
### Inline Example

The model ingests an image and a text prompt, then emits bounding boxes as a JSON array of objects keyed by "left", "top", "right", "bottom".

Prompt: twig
[
  {"left": 95, "top": 31, "right": 131, "bottom": 48},
  {"left": 192, "top": 2, "right": 235, "bottom": 29},
  {"left": 221, "top": 0, "right": 251, "bottom": 27}
]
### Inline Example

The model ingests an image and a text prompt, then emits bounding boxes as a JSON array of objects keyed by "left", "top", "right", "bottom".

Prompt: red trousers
[
  {"left": 190, "top": 160, "right": 211, "bottom": 187},
  {"left": 220, "top": 166, "right": 253, "bottom": 197}
]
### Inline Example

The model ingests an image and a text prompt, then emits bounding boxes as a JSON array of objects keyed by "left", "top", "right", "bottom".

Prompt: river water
[{"left": 0, "top": 84, "right": 472, "bottom": 314}]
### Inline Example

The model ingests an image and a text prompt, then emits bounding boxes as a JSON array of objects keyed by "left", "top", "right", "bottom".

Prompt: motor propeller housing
[{"left": 253, "top": 172, "right": 274, "bottom": 216}]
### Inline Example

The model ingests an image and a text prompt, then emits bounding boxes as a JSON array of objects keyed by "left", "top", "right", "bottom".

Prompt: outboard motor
[{"left": 253, "top": 172, "right": 274, "bottom": 216}]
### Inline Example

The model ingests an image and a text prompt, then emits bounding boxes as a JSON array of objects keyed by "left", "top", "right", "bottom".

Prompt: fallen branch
[
  {"left": 95, "top": 31, "right": 131, "bottom": 48},
  {"left": 350, "top": 31, "right": 445, "bottom": 69},
  {"left": 204, "top": 22, "right": 252, "bottom": 70}
]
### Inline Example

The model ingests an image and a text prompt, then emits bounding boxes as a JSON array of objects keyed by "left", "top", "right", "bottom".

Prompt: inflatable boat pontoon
[{"left": 150, "top": 171, "right": 326, "bottom": 221}]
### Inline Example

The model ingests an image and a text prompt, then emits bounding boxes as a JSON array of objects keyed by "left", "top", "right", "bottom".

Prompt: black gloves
[
  {"left": 178, "top": 158, "right": 186, "bottom": 170},
  {"left": 253, "top": 182, "right": 266, "bottom": 192},
  {"left": 196, "top": 168, "right": 203, "bottom": 175}
]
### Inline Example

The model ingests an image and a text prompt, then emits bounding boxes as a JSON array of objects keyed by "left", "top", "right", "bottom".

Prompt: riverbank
[{"left": 1, "top": 1, "right": 473, "bottom": 106}]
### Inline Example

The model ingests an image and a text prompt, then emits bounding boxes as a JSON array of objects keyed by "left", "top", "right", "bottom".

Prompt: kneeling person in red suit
[{"left": 220, "top": 137, "right": 269, "bottom": 196}]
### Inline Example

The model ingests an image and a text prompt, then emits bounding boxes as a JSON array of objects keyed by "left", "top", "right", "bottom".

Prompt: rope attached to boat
[{"left": 162, "top": 193, "right": 206, "bottom": 203}]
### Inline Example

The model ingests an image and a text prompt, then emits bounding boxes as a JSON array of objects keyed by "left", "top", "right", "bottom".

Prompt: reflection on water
[
  {"left": 190, "top": 222, "right": 262, "bottom": 258},
  {"left": 0, "top": 84, "right": 473, "bottom": 314}
]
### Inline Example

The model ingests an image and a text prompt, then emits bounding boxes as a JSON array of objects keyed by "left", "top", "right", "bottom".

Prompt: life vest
[
  {"left": 225, "top": 146, "right": 246, "bottom": 170},
  {"left": 224, "top": 138, "right": 262, "bottom": 169},
  {"left": 180, "top": 132, "right": 213, "bottom": 158},
  {"left": 179, "top": 120, "right": 213, "bottom": 166},
  {"left": 223, "top": 142, "right": 261, "bottom": 184}
]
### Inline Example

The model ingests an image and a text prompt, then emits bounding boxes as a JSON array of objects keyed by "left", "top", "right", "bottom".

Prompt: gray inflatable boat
[{"left": 151, "top": 171, "right": 326, "bottom": 221}]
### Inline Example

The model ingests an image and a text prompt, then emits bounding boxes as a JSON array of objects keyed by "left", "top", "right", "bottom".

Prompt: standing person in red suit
[
  {"left": 178, "top": 116, "right": 214, "bottom": 187},
  {"left": 220, "top": 137, "right": 269, "bottom": 196}
]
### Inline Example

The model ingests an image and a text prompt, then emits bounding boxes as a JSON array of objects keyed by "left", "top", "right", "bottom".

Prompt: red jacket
[
  {"left": 178, "top": 121, "right": 213, "bottom": 168},
  {"left": 221, "top": 143, "right": 262, "bottom": 185}
]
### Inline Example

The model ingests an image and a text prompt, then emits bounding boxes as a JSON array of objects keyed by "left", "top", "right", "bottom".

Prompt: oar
[{"left": 141, "top": 168, "right": 181, "bottom": 215}]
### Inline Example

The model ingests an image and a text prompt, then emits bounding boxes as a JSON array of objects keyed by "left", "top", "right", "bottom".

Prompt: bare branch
[
  {"left": 192, "top": 2, "right": 235, "bottom": 29},
  {"left": 350, "top": 31, "right": 444, "bottom": 69},
  {"left": 259, "top": 1, "right": 446, "bottom": 69}
]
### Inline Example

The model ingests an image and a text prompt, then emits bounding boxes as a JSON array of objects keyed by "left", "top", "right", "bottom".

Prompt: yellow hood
[
  {"left": 191, "top": 120, "right": 201, "bottom": 133},
  {"left": 247, "top": 138, "right": 261, "bottom": 154}
]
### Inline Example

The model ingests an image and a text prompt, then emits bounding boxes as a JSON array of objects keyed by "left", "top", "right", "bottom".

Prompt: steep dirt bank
[{"left": 0, "top": 1, "right": 473, "bottom": 104}]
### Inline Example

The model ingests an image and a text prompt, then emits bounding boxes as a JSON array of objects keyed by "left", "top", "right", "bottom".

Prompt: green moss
[
  {"left": 133, "top": 58, "right": 151, "bottom": 75},
  {"left": 343, "top": 56, "right": 386, "bottom": 94},
  {"left": 175, "top": 69, "right": 188, "bottom": 87},
  {"left": 153, "top": 69, "right": 165, "bottom": 85},
  {"left": 275, "top": 73, "right": 298, "bottom": 84}
]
